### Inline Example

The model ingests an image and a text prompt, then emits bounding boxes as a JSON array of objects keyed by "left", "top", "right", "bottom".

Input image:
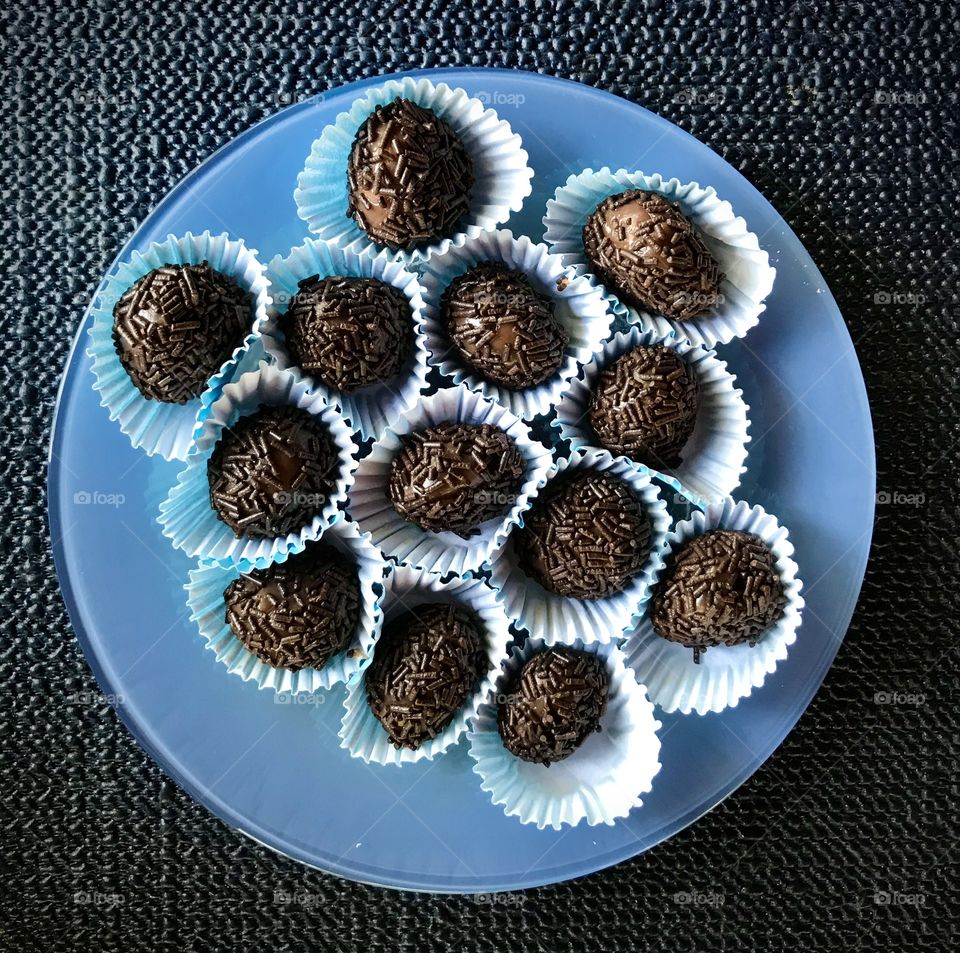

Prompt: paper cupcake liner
[
  {"left": 157, "top": 362, "right": 359, "bottom": 570},
  {"left": 338, "top": 565, "right": 512, "bottom": 765},
  {"left": 622, "top": 498, "right": 805, "bottom": 715},
  {"left": 487, "top": 447, "right": 671, "bottom": 645},
  {"left": 418, "top": 229, "right": 613, "bottom": 419},
  {"left": 553, "top": 327, "right": 750, "bottom": 505},
  {"left": 349, "top": 386, "right": 554, "bottom": 575},
  {"left": 86, "top": 231, "right": 273, "bottom": 461},
  {"left": 263, "top": 239, "right": 430, "bottom": 442},
  {"left": 294, "top": 77, "right": 534, "bottom": 265},
  {"left": 542, "top": 169, "right": 777, "bottom": 349},
  {"left": 184, "top": 516, "right": 385, "bottom": 693},
  {"left": 467, "top": 636, "right": 662, "bottom": 830}
]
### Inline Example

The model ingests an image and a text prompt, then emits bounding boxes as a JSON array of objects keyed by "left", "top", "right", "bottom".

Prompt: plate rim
[{"left": 47, "top": 65, "right": 876, "bottom": 893}]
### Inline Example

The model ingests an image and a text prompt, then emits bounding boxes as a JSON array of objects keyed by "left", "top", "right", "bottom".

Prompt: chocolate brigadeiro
[
  {"left": 589, "top": 345, "right": 700, "bottom": 469},
  {"left": 347, "top": 98, "right": 474, "bottom": 250},
  {"left": 582, "top": 189, "right": 723, "bottom": 320},
  {"left": 514, "top": 471, "right": 651, "bottom": 600},
  {"left": 112, "top": 262, "right": 252, "bottom": 403},
  {"left": 223, "top": 541, "right": 360, "bottom": 671},
  {"left": 365, "top": 603, "right": 488, "bottom": 750},
  {"left": 441, "top": 263, "right": 568, "bottom": 389},
  {"left": 207, "top": 404, "right": 339, "bottom": 538},
  {"left": 387, "top": 422, "right": 525, "bottom": 538},
  {"left": 280, "top": 275, "right": 412, "bottom": 392},
  {"left": 498, "top": 647, "right": 608, "bottom": 765},
  {"left": 651, "top": 529, "right": 786, "bottom": 662}
]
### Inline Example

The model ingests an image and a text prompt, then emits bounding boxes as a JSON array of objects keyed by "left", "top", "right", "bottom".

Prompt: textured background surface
[{"left": 3, "top": 0, "right": 957, "bottom": 949}]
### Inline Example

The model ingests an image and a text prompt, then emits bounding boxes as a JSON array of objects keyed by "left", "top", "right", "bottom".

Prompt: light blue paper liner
[
  {"left": 158, "top": 362, "right": 359, "bottom": 570},
  {"left": 262, "top": 239, "right": 430, "bottom": 442},
  {"left": 487, "top": 447, "right": 671, "bottom": 645},
  {"left": 184, "top": 516, "right": 385, "bottom": 694},
  {"left": 418, "top": 229, "right": 613, "bottom": 420},
  {"left": 349, "top": 386, "right": 555, "bottom": 576},
  {"left": 553, "top": 327, "right": 751, "bottom": 505},
  {"left": 622, "top": 498, "right": 805, "bottom": 715},
  {"left": 338, "top": 565, "right": 512, "bottom": 765},
  {"left": 294, "top": 77, "right": 534, "bottom": 265},
  {"left": 467, "top": 636, "right": 662, "bottom": 830},
  {"left": 87, "top": 231, "right": 273, "bottom": 461},
  {"left": 542, "top": 168, "right": 777, "bottom": 349}
]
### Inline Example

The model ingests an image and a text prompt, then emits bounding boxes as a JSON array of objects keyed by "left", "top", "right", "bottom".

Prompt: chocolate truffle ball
[
  {"left": 279, "top": 275, "right": 412, "bottom": 392},
  {"left": 589, "top": 345, "right": 700, "bottom": 469},
  {"left": 346, "top": 98, "right": 474, "bottom": 250},
  {"left": 387, "top": 423, "right": 525, "bottom": 537},
  {"left": 582, "top": 189, "right": 723, "bottom": 320},
  {"left": 365, "top": 603, "right": 488, "bottom": 750},
  {"left": 651, "top": 530, "right": 786, "bottom": 661},
  {"left": 498, "top": 647, "right": 608, "bottom": 765},
  {"left": 207, "top": 404, "right": 339, "bottom": 538},
  {"left": 112, "top": 262, "right": 252, "bottom": 403},
  {"left": 441, "top": 263, "right": 568, "bottom": 389},
  {"left": 514, "top": 471, "right": 651, "bottom": 599},
  {"left": 223, "top": 542, "right": 360, "bottom": 671}
]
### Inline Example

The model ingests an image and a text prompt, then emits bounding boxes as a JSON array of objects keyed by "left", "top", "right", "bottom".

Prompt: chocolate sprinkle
[
  {"left": 582, "top": 189, "right": 723, "bottom": 320},
  {"left": 207, "top": 404, "right": 339, "bottom": 539},
  {"left": 441, "top": 263, "right": 568, "bottom": 389},
  {"left": 589, "top": 344, "right": 700, "bottom": 469},
  {"left": 279, "top": 275, "right": 413, "bottom": 392},
  {"left": 498, "top": 647, "right": 608, "bottom": 765},
  {"left": 651, "top": 529, "right": 787, "bottom": 661},
  {"left": 365, "top": 603, "right": 488, "bottom": 750},
  {"left": 387, "top": 422, "right": 526, "bottom": 538},
  {"left": 514, "top": 471, "right": 652, "bottom": 599},
  {"left": 346, "top": 98, "right": 474, "bottom": 250},
  {"left": 223, "top": 541, "right": 361, "bottom": 671},
  {"left": 112, "top": 262, "right": 252, "bottom": 403}
]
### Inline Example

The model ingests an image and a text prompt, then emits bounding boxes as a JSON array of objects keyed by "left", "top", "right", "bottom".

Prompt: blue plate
[{"left": 48, "top": 68, "right": 875, "bottom": 892}]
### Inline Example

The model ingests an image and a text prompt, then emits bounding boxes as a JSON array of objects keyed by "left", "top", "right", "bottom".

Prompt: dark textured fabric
[{"left": 2, "top": 1, "right": 957, "bottom": 950}]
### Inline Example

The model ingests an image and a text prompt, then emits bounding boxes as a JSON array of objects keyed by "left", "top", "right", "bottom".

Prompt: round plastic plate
[{"left": 48, "top": 68, "right": 875, "bottom": 892}]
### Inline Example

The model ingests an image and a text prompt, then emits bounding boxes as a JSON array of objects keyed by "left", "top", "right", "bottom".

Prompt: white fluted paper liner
[
  {"left": 349, "top": 387, "right": 554, "bottom": 575},
  {"left": 622, "top": 498, "right": 805, "bottom": 715},
  {"left": 184, "top": 516, "right": 385, "bottom": 693},
  {"left": 542, "top": 169, "right": 777, "bottom": 348},
  {"left": 553, "top": 327, "right": 751, "bottom": 505},
  {"left": 262, "top": 239, "right": 430, "bottom": 442},
  {"left": 467, "top": 636, "right": 662, "bottom": 830},
  {"left": 418, "top": 229, "right": 613, "bottom": 419},
  {"left": 157, "top": 362, "right": 358, "bottom": 570},
  {"left": 86, "top": 231, "right": 273, "bottom": 461},
  {"left": 338, "top": 565, "right": 512, "bottom": 765},
  {"left": 294, "top": 77, "right": 534, "bottom": 265},
  {"left": 487, "top": 447, "right": 671, "bottom": 645}
]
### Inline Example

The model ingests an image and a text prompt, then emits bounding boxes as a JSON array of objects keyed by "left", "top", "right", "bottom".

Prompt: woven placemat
[{"left": 2, "top": 1, "right": 956, "bottom": 949}]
